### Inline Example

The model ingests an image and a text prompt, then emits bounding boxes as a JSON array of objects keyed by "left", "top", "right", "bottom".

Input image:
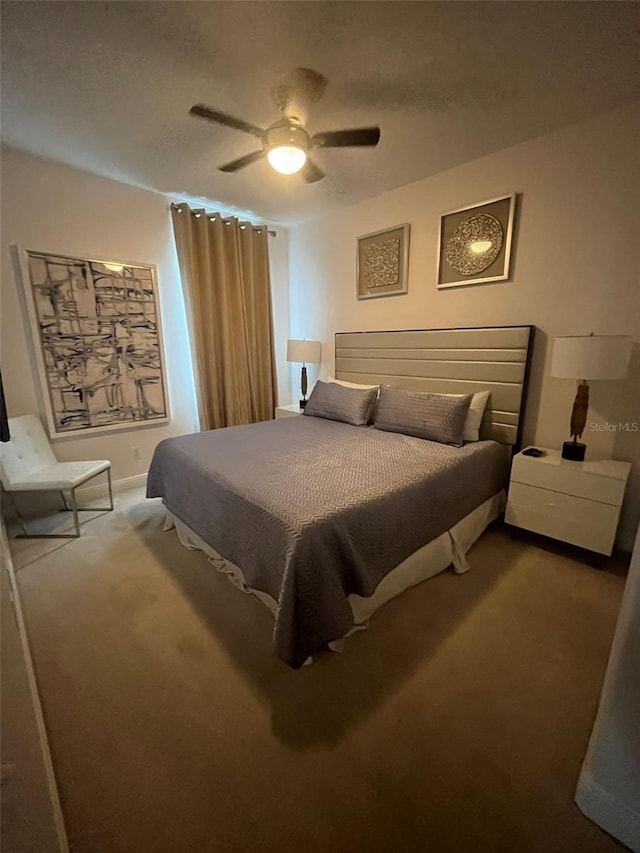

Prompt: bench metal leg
[
  {"left": 10, "top": 467, "right": 114, "bottom": 539},
  {"left": 5, "top": 491, "right": 29, "bottom": 537},
  {"left": 73, "top": 468, "right": 114, "bottom": 512},
  {"left": 62, "top": 469, "right": 114, "bottom": 513},
  {"left": 14, "top": 498, "right": 81, "bottom": 538},
  {"left": 107, "top": 467, "right": 114, "bottom": 511},
  {"left": 15, "top": 526, "right": 80, "bottom": 540},
  {"left": 69, "top": 488, "right": 81, "bottom": 538}
]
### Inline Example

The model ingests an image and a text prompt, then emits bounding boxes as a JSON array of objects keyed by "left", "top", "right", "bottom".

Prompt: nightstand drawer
[
  {"left": 505, "top": 482, "right": 619, "bottom": 554},
  {"left": 511, "top": 455, "right": 626, "bottom": 506}
]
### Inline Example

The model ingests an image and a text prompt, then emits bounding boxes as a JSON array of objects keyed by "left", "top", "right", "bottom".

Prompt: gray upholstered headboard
[{"left": 334, "top": 325, "right": 534, "bottom": 448}]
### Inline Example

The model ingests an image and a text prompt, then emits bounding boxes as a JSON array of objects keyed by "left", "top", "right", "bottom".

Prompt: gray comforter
[{"left": 147, "top": 416, "right": 508, "bottom": 667}]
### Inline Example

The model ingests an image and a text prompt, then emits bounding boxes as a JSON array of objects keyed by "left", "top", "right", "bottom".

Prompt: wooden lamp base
[
  {"left": 299, "top": 365, "right": 308, "bottom": 409},
  {"left": 563, "top": 381, "right": 589, "bottom": 461}
]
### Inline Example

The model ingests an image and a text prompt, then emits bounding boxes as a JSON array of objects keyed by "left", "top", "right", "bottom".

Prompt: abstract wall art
[
  {"left": 15, "top": 248, "right": 169, "bottom": 437},
  {"left": 357, "top": 223, "right": 410, "bottom": 300},
  {"left": 437, "top": 194, "right": 517, "bottom": 289}
]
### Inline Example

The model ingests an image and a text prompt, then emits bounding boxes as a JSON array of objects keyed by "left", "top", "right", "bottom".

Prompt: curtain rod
[{"left": 170, "top": 203, "right": 276, "bottom": 236}]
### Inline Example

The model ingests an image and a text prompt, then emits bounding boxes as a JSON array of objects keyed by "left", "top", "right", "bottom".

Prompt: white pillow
[
  {"left": 326, "top": 375, "right": 380, "bottom": 391},
  {"left": 444, "top": 390, "right": 490, "bottom": 441}
]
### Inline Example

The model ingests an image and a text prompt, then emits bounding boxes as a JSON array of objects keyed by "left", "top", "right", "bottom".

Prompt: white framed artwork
[
  {"left": 356, "top": 223, "right": 410, "bottom": 300},
  {"left": 13, "top": 246, "right": 170, "bottom": 438},
  {"left": 436, "top": 193, "right": 517, "bottom": 289}
]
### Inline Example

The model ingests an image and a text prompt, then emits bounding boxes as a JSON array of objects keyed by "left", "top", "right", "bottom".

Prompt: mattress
[{"left": 147, "top": 415, "right": 508, "bottom": 667}]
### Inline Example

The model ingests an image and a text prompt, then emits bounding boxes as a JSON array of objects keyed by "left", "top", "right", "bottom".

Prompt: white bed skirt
[{"left": 163, "top": 490, "right": 505, "bottom": 656}]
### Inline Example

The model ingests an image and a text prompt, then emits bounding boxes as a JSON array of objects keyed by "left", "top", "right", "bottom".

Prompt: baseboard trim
[
  {"left": 76, "top": 473, "right": 147, "bottom": 502},
  {"left": 575, "top": 769, "right": 640, "bottom": 852}
]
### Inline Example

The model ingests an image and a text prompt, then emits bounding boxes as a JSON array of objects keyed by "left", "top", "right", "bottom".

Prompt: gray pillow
[
  {"left": 373, "top": 386, "right": 472, "bottom": 446},
  {"left": 303, "top": 380, "right": 378, "bottom": 426}
]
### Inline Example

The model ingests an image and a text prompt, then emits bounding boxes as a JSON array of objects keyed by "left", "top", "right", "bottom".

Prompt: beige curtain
[{"left": 171, "top": 203, "right": 277, "bottom": 430}]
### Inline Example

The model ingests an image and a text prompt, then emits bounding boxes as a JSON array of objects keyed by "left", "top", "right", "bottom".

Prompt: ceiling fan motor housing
[{"left": 264, "top": 119, "right": 310, "bottom": 154}]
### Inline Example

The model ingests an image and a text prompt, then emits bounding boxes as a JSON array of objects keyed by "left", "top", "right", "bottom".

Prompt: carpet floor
[{"left": 9, "top": 489, "right": 627, "bottom": 853}]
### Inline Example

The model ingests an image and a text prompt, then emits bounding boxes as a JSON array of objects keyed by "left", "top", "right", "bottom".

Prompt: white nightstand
[
  {"left": 505, "top": 447, "right": 630, "bottom": 555},
  {"left": 275, "top": 403, "right": 303, "bottom": 419}
]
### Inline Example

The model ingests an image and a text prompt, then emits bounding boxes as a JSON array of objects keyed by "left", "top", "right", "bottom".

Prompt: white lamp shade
[
  {"left": 551, "top": 335, "right": 631, "bottom": 380},
  {"left": 286, "top": 339, "right": 322, "bottom": 364}
]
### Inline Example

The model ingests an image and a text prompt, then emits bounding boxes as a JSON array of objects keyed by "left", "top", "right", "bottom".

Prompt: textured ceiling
[{"left": 2, "top": 1, "right": 639, "bottom": 225}]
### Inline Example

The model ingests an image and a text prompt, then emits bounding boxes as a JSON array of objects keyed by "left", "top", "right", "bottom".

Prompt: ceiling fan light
[{"left": 267, "top": 145, "right": 307, "bottom": 175}]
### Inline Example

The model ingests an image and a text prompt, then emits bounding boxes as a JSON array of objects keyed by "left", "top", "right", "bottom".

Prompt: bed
[{"left": 147, "top": 325, "right": 534, "bottom": 667}]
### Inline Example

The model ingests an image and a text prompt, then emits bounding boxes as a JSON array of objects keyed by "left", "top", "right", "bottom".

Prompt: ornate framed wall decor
[
  {"left": 436, "top": 194, "right": 517, "bottom": 289},
  {"left": 14, "top": 247, "right": 170, "bottom": 438},
  {"left": 357, "top": 223, "right": 410, "bottom": 300}
]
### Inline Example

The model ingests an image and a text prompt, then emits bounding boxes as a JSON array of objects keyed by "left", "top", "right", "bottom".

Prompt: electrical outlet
[{"left": 132, "top": 446, "right": 141, "bottom": 461}]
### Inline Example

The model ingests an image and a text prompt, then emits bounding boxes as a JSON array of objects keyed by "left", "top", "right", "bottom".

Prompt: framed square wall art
[
  {"left": 14, "top": 247, "right": 170, "bottom": 438},
  {"left": 357, "top": 223, "right": 410, "bottom": 300},
  {"left": 436, "top": 193, "right": 517, "bottom": 289}
]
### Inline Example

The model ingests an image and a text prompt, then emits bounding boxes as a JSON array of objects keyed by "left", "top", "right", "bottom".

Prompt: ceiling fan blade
[
  {"left": 301, "top": 158, "right": 325, "bottom": 184},
  {"left": 218, "top": 150, "right": 265, "bottom": 173},
  {"left": 189, "top": 104, "right": 264, "bottom": 138},
  {"left": 311, "top": 127, "right": 381, "bottom": 148}
]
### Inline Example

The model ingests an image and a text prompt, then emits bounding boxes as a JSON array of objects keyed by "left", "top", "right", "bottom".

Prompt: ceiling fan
[{"left": 189, "top": 68, "right": 380, "bottom": 183}]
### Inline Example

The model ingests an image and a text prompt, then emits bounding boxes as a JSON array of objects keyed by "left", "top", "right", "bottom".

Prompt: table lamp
[
  {"left": 551, "top": 333, "right": 631, "bottom": 461},
  {"left": 286, "top": 339, "right": 322, "bottom": 409}
]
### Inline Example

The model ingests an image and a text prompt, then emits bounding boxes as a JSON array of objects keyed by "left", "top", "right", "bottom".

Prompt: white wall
[
  {"left": 268, "top": 221, "right": 291, "bottom": 408},
  {"left": 576, "top": 523, "right": 640, "bottom": 850},
  {"left": 288, "top": 102, "right": 640, "bottom": 549},
  {"left": 0, "top": 146, "right": 290, "bottom": 490}
]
